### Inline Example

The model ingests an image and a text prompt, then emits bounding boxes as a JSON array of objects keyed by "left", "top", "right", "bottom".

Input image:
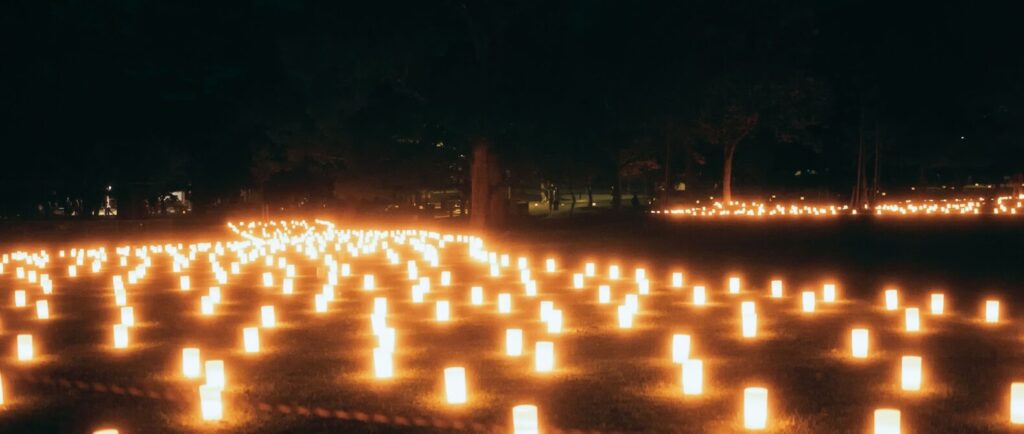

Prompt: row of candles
[{"left": 1, "top": 220, "right": 1021, "bottom": 432}]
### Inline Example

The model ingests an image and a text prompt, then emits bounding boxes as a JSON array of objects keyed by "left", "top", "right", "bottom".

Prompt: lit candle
[
  {"left": 199, "top": 384, "right": 223, "bottom": 421},
  {"left": 743, "top": 387, "right": 768, "bottom": 430},
  {"left": 672, "top": 272, "right": 684, "bottom": 288},
  {"left": 506, "top": 329, "right": 524, "bottom": 356},
  {"left": 693, "top": 286, "right": 707, "bottom": 306},
  {"left": 205, "top": 360, "right": 225, "bottom": 389},
  {"left": 373, "top": 347, "right": 393, "bottom": 378},
  {"left": 17, "top": 334, "right": 33, "bottom": 361},
  {"left": 682, "top": 359, "right": 703, "bottom": 395},
  {"left": 930, "top": 293, "right": 944, "bottom": 315},
  {"left": 35, "top": 300, "right": 49, "bottom": 319},
  {"left": 672, "top": 334, "right": 691, "bottom": 363},
  {"left": 243, "top": 327, "right": 259, "bottom": 353},
  {"left": 901, "top": 356, "right": 922, "bottom": 391},
  {"left": 885, "top": 289, "right": 899, "bottom": 311},
  {"left": 512, "top": 404, "right": 540, "bottom": 434},
  {"left": 851, "top": 328, "right": 869, "bottom": 358},
  {"left": 802, "top": 291, "right": 815, "bottom": 313},
  {"left": 535, "top": 341, "right": 554, "bottom": 372},
  {"left": 444, "top": 367, "right": 467, "bottom": 404},
  {"left": 1011, "top": 383, "right": 1024, "bottom": 424},
  {"left": 985, "top": 300, "right": 1000, "bottom": 323},
  {"left": 113, "top": 324, "right": 129, "bottom": 349},
  {"left": 728, "top": 277, "right": 741, "bottom": 294},
  {"left": 822, "top": 283, "right": 837, "bottom": 303},
  {"left": 904, "top": 308, "right": 920, "bottom": 332},
  {"left": 183, "top": 348, "right": 201, "bottom": 378},
  {"left": 742, "top": 313, "right": 757, "bottom": 338},
  {"left": 498, "top": 293, "right": 512, "bottom": 313},
  {"left": 261, "top": 305, "right": 276, "bottom": 328},
  {"left": 874, "top": 409, "right": 900, "bottom": 434},
  {"left": 770, "top": 280, "right": 783, "bottom": 298},
  {"left": 436, "top": 300, "right": 451, "bottom": 322},
  {"left": 617, "top": 305, "right": 633, "bottom": 329}
]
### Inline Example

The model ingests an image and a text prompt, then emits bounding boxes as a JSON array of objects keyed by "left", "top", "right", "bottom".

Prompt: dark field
[{"left": 0, "top": 217, "right": 1022, "bottom": 433}]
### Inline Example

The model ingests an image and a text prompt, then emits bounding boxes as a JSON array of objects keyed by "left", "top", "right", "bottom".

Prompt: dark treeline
[{"left": 2, "top": 1, "right": 1022, "bottom": 217}]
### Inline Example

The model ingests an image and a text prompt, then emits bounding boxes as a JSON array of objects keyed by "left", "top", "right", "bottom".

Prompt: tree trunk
[
  {"left": 470, "top": 139, "right": 505, "bottom": 228},
  {"left": 722, "top": 143, "right": 736, "bottom": 203}
]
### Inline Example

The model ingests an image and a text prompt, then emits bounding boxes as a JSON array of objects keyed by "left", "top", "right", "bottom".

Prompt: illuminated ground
[{"left": 1, "top": 219, "right": 1023, "bottom": 433}]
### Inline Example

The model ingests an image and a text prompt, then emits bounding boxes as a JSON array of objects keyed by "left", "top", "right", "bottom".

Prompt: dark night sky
[{"left": 1, "top": 1, "right": 1022, "bottom": 212}]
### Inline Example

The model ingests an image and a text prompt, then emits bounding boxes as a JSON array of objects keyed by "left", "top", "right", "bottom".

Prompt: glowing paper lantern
[
  {"left": 471, "top": 286, "right": 484, "bottom": 305},
  {"left": 885, "top": 289, "right": 899, "bottom": 311},
  {"left": 512, "top": 404, "right": 540, "bottom": 434},
  {"left": 363, "top": 275, "right": 375, "bottom": 290},
  {"left": 1011, "top": 383, "right": 1024, "bottom": 424},
  {"left": 986, "top": 300, "right": 1000, "bottom": 323},
  {"left": 901, "top": 356, "right": 922, "bottom": 391},
  {"left": 68, "top": 265, "right": 77, "bottom": 277},
  {"left": 444, "top": 367, "right": 467, "bottom": 404},
  {"left": 180, "top": 276, "right": 191, "bottom": 291},
  {"left": 672, "top": 334, "right": 691, "bottom": 363},
  {"left": 498, "top": 293, "right": 512, "bottom": 313},
  {"left": 282, "top": 278, "right": 294, "bottom": 295},
  {"left": 693, "top": 286, "right": 707, "bottom": 306},
  {"left": 823, "top": 283, "right": 837, "bottom": 303},
  {"left": 17, "top": 334, "right": 33, "bottom": 361},
  {"left": 441, "top": 271, "right": 451, "bottom": 286},
  {"left": 94, "top": 429, "right": 119, "bottom": 434},
  {"left": 682, "top": 359, "right": 703, "bottom": 395},
  {"left": 851, "top": 329, "right": 869, "bottom": 358},
  {"left": 261, "top": 306, "right": 276, "bottom": 328},
  {"left": 584, "top": 262, "right": 595, "bottom": 277},
  {"left": 35, "top": 300, "right": 49, "bottom": 319},
  {"left": 904, "top": 308, "right": 920, "bottom": 332},
  {"left": 436, "top": 300, "right": 451, "bottom": 322},
  {"left": 14, "top": 290, "right": 26, "bottom": 307},
  {"left": 183, "top": 348, "right": 201, "bottom": 378},
  {"left": 113, "top": 324, "right": 128, "bottom": 349},
  {"left": 0, "top": 372, "right": 4, "bottom": 405},
  {"left": 770, "top": 280, "right": 783, "bottom": 298},
  {"left": 243, "top": 327, "right": 259, "bottom": 353},
  {"left": 802, "top": 291, "right": 815, "bottom": 313},
  {"left": 506, "top": 329, "right": 524, "bottom": 356},
  {"left": 672, "top": 272, "right": 684, "bottom": 288},
  {"left": 373, "top": 347, "right": 393, "bottom": 378},
  {"left": 609, "top": 265, "right": 620, "bottom": 280},
  {"left": 525, "top": 280, "right": 537, "bottom": 296},
  {"left": 729, "top": 277, "right": 741, "bottom": 294},
  {"left": 199, "top": 384, "right": 223, "bottom": 421},
  {"left": 205, "top": 360, "right": 225, "bottom": 389},
  {"left": 314, "top": 294, "right": 327, "bottom": 313},
  {"left": 573, "top": 273, "right": 584, "bottom": 289},
  {"left": 744, "top": 387, "right": 768, "bottom": 430},
  {"left": 114, "top": 288, "right": 127, "bottom": 306},
  {"left": 535, "top": 341, "right": 554, "bottom": 372},
  {"left": 874, "top": 409, "right": 900, "bottom": 434},
  {"left": 209, "top": 287, "right": 221, "bottom": 303},
  {"left": 545, "top": 258, "right": 556, "bottom": 272},
  {"left": 637, "top": 279, "right": 650, "bottom": 295}
]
